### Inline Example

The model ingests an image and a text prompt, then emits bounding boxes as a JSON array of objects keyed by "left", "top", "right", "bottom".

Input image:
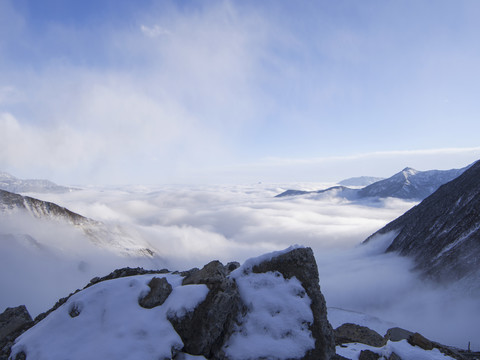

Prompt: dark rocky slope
[
  {"left": 364, "top": 160, "right": 480, "bottom": 283},
  {"left": 0, "top": 189, "right": 92, "bottom": 226}
]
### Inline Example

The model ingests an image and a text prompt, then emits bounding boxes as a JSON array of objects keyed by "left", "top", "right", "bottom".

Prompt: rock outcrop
[
  {"left": 334, "top": 323, "right": 386, "bottom": 347},
  {"left": 250, "top": 247, "right": 335, "bottom": 360},
  {"left": 5, "top": 246, "right": 336, "bottom": 360},
  {"left": 168, "top": 260, "right": 244, "bottom": 359},
  {"left": 0, "top": 306, "right": 33, "bottom": 360}
]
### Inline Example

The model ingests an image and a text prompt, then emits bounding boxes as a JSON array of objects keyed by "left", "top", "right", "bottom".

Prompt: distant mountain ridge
[
  {"left": 0, "top": 189, "right": 156, "bottom": 258},
  {"left": 0, "top": 189, "right": 92, "bottom": 226},
  {"left": 338, "top": 176, "right": 385, "bottom": 187},
  {"left": 364, "top": 160, "right": 480, "bottom": 284},
  {"left": 0, "top": 171, "right": 76, "bottom": 193},
  {"left": 275, "top": 165, "right": 468, "bottom": 201}
]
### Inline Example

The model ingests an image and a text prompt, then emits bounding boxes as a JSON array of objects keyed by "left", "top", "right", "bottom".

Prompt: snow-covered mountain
[
  {"left": 364, "top": 160, "right": 480, "bottom": 285},
  {"left": 0, "top": 172, "right": 76, "bottom": 194},
  {"left": 338, "top": 176, "right": 384, "bottom": 187},
  {"left": 357, "top": 166, "right": 466, "bottom": 200},
  {"left": 275, "top": 165, "right": 468, "bottom": 201},
  {"left": 0, "top": 189, "right": 156, "bottom": 258}
]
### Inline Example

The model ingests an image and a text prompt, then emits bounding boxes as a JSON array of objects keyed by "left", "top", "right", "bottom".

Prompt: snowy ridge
[
  {"left": 0, "top": 189, "right": 157, "bottom": 259},
  {"left": 0, "top": 172, "right": 76, "bottom": 194},
  {"left": 275, "top": 164, "right": 468, "bottom": 201}
]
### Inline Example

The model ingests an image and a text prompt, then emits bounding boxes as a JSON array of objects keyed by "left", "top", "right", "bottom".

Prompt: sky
[{"left": 1, "top": 0, "right": 480, "bottom": 185}]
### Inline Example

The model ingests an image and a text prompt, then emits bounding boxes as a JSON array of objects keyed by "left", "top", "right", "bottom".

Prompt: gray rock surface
[
  {"left": 408, "top": 332, "right": 434, "bottom": 350},
  {"left": 335, "top": 323, "right": 386, "bottom": 347},
  {"left": 0, "top": 306, "right": 33, "bottom": 360},
  {"left": 139, "top": 277, "right": 172, "bottom": 309},
  {"left": 385, "top": 327, "right": 414, "bottom": 342},
  {"left": 251, "top": 247, "right": 336, "bottom": 360},
  {"left": 169, "top": 261, "right": 244, "bottom": 359},
  {"left": 358, "top": 349, "right": 380, "bottom": 360}
]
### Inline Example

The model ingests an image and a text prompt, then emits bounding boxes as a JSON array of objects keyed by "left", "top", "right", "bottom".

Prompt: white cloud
[
  {"left": 2, "top": 183, "right": 480, "bottom": 349},
  {"left": 140, "top": 24, "right": 171, "bottom": 38}
]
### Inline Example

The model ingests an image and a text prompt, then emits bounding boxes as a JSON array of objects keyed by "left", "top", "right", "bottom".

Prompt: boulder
[
  {"left": 385, "top": 327, "right": 414, "bottom": 342},
  {"left": 251, "top": 247, "right": 336, "bottom": 360},
  {"left": 359, "top": 349, "right": 380, "bottom": 360},
  {"left": 335, "top": 323, "right": 386, "bottom": 347},
  {"left": 388, "top": 353, "right": 402, "bottom": 360},
  {"left": 408, "top": 332, "right": 434, "bottom": 350},
  {"left": 168, "top": 261, "right": 244, "bottom": 359},
  {"left": 182, "top": 260, "right": 227, "bottom": 288},
  {"left": 139, "top": 277, "right": 173, "bottom": 309}
]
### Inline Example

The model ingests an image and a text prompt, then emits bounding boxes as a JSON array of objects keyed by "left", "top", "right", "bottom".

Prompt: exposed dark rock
[
  {"left": 68, "top": 303, "right": 81, "bottom": 318},
  {"left": 35, "top": 267, "right": 171, "bottom": 323},
  {"left": 0, "top": 306, "right": 33, "bottom": 360},
  {"left": 168, "top": 261, "right": 244, "bottom": 359},
  {"left": 358, "top": 349, "right": 380, "bottom": 360},
  {"left": 182, "top": 261, "right": 227, "bottom": 288},
  {"left": 335, "top": 323, "right": 386, "bottom": 347},
  {"left": 408, "top": 332, "right": 434, "bottom": 350},
  {"left": 251, "top": 247, "right": 336, "bottom": 360},
  {"left": 139, "top": 277, "right": 172, "bottom": 309},
  {"left": 225, "top": 261, "right": 240, "bottom": 273},
  {"left": 331, "top": 355, "right": 350, "bottom": 360},
  {"left": 385, "top": 327, "right": 414, "bottom": 342},
  {"left": 13, "top": 351, "right": 26, "bottom": 360},
  {"left": 388, "top": 353, "right": 402, "bottom": 360}
]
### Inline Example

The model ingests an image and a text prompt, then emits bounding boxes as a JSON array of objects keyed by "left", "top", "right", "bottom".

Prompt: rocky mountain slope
[
  {"left": 0, "top": 189, "right": 92, "bottom": 226},
  {"left": 364, "top": 160, "right": 480, "bottom": 284},
  {"left": 0, "top": 172, "right": 75, "bottom": 194},
  {"left": 276, "top": 165, "right": 467, "bottom": 201},
  {"left": 0, "top": 189, "right": 155, "bottom": 258}
]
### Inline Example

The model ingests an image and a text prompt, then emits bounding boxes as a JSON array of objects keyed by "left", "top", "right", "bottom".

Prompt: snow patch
[
  {"left": 225, "top": 266, "right": 314, "bottom": 360},
  {"left": 11, "top": 274, "right": 209, "bottom": 360},
  {"left": 336, "top": 340, "right": 455, "bottom": 360}
]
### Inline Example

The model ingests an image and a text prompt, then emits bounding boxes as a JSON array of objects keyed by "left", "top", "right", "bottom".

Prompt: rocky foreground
[{"left": 0, "top": 247, "right": 477, "bottom": 360}]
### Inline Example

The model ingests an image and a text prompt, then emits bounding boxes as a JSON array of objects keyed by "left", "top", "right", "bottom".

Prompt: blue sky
[{"left": 1, "top": 0, "right": 480, "bottom": 184}]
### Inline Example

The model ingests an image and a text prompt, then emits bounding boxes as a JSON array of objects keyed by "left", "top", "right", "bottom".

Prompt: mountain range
[
  {"left": 364, "top": 160, "right": 480, "bottom": 285},
  {"left": 0, "top": 172, "right": 76, "bottom": 194},
  {"left": 275, "top": 165, "right": 468, "bottom": 201},
  {"left": 0, "top": 188, "right": 155, "bottom": 259}
]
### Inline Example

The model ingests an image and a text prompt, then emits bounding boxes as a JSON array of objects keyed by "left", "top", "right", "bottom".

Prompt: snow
[
  {"left": 328, "top": 307, "right": 396, "bottom": 336},
  {"left": 225, "top": 262, "right": 314, "bottom": 360},
  {"left": 10, "top": 274, "right": 209, "bottom": 360},
  {"left": 233, "top": 244, "right": 305, "bottom": 274},
  {"left": 336, "top": 340, "right": 455, "bottom": 360}
]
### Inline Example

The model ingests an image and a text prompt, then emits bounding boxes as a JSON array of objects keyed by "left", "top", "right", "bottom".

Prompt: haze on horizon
[{"left": 1, "top": 0, "right": 480, "bottom": 185}]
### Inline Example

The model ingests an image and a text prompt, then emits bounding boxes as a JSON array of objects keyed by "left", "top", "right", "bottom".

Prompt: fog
[{"left": 1, "top": 183, "right": 479, "bottom": 350}]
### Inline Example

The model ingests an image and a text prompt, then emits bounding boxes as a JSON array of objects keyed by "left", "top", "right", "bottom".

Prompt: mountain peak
[{"left": 401, "top": 167, "right": 418, "bottom": 175}]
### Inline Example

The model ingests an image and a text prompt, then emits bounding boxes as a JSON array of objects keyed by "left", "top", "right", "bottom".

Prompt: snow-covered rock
[{"left": 6, "top": 246, "right": 335, "bottom": 360}]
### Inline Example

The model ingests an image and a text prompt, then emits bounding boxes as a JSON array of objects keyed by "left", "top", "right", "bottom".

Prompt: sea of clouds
[{"left": 1, "top": 183, "right": 479, "bottom": 350}]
